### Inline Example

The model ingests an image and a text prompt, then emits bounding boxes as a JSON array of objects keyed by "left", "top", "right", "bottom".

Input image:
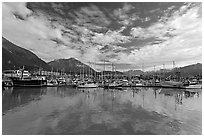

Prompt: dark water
[{"left": 2, "top": 87, "right": 202, "bottom": 135}]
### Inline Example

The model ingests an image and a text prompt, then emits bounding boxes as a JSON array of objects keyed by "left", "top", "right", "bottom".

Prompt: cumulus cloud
[
  {"left": 92, "top": 30, "right": 131, "bottom": 47},
  {"left": 3, "top": 2, "right": 32, "bottom": 19},
  {"left": 2, "top": 2, "right": 202, "bottom": 71},
  {"left": 123, "top": 3, "right": 202, "bottom": 70},
  {"left": 113, "top": 3, "right": 140, "bottom": 26}
]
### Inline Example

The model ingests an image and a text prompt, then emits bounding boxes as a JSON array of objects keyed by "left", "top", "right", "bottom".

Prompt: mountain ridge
[
  {"left": 2, "top": 37, "right": 51, "bottom": 71},
  {"left": 48, "top": 58, "right": 97, "bottom": 75}
]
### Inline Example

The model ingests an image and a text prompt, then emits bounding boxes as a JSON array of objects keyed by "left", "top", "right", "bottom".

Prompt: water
[{"left": 2, "top": 87, "right": 202, "bottom": 135}]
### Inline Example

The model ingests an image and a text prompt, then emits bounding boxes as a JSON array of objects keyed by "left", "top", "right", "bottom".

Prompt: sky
[{"left": 2, "top": 2, "right": 202, "bottom": 71}]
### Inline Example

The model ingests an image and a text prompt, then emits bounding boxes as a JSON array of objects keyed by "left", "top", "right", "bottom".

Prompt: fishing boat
[
  {"left": 7, "top": 67, "right": 47, "bottom": 87},
  {"left": 10, "top": 77, "right": 47, "bottom": 87}
]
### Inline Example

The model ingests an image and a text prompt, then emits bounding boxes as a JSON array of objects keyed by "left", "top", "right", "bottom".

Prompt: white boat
[
  {"left": 185, "top": 84, "right": 202, "bottom": 89},
  {"left": 104, "top": 81, "right": 122, "bottom": 89},
  {"left": 160, "top": 81, "right": 183, "bottom": 88},
  {"left": 135, "top": 83, "right": 143, "bottom": 86},
  {"left": 77, "top": 82, "right": 98, "bottom": 88},
  {"left": 47, "top": 79, "right": 58, "bottom": 87}
]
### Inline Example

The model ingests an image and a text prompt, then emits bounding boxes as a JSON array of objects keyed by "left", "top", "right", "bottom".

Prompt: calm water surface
[{"left": 2, "top": 87, "right": 202, "bottom": 135}]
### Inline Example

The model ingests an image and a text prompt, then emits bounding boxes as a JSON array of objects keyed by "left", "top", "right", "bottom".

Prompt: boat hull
[
  {"left": 11, "top": 78, "right": 47, "bottom": 87},
  {"left": 103, "top": 83, "right": 122, "bottom": 89},
  {"left": 77, "top": 83, "right": 98, "bottom": 88},
  {"left": 184, "top": 84, "right": 202, "bottom": 89},
  {"left": 160, "top": 81, "right": 183, "bottom": 88}
]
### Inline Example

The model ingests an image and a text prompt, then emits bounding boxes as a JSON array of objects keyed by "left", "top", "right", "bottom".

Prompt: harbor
[
  {"left": 2, "top": 2, "right": 202, "bottom": 135},
  {"left": 2, "top": 63, "right": 202, "bottom": 89}
]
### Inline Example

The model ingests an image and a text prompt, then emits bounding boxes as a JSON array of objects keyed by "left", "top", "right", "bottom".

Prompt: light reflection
[{"left": 2, "top": 87, "right": 202, "bottom": 135}]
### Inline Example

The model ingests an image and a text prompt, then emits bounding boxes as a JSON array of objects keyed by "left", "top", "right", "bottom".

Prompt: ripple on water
[{"left": 2, "top": 87, "right": 202, "bottom": 135}]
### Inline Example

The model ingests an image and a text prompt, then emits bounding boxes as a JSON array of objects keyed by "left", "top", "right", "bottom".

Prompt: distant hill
[
  {"left": 102, "top": 71, "right": 124, "bottom": 76},
  {"left": 2, "top": 37, "right": 50, "bottom": 71},
  {"left": 123, "top": 70, "right": 144, "bottom": 76},
  {"left": 142, "top": 63, "right": 202, "bottom": 78},
  {"left": 123, "top": 63, "right": 202, "bottom": 79},
  {"left": 48, "top": 58, "right": 96, "bottom": 75},
  {"left": 175, "top": 63, "right": 202, "bottom": 77}
]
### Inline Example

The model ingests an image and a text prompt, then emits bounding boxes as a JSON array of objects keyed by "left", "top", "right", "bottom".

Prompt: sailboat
[
  {"left": 160, "top": 61, "right": 183, "bottom": 88},
  {"left": 103, "top": 63, "right": 122, "bottom": 89},
  {"left": 77, "top": 63, "right": 98, "bottom": 88}
]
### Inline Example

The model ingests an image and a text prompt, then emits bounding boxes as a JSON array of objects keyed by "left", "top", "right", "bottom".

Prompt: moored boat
[
  {"left": 47, "top": 79, "right": 58, "bottom": 87},
  {"left": 6, "top": 68, "right": 47, "bottom": 87},
  {"left": 103, "top": 81, "right": 122, "bottom": 89},
  {"left": 10, "top": 77, "right": 47, "bottom": 87},
  {"left": 184, "top": 84, "right": 202, "bottom": 89},
  {"left": 57, "top": 77, "right": 67, "bottom": 86},
  {"left": 77, "top": 82, "right": 98, "bottom": 88},
  {"left": 160, "top": 81, "right": 183, "bottom": 88}
]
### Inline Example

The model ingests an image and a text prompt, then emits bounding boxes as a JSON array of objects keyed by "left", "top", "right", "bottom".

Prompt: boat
[
  {"left": 77, "top": 82, "right": 98, "bottom": 88},
  {"left": 184, "top": 84, "right": 202, "bottom": 89},
  {"left": 47, "top": 79, "right": 58, "bottom": 87},
  {"left": 103, "top": 81, "right": 122, "bottom": 89},
  {"left": 10, "top": 77, "right": 47, "bottom": 87},
  {"left": 57, "top": 77, "right": 67, "bottom": 86},
  {"left": 7, "top": 68, "right": 47, "bottom": 87},
  {"left": 182, "top": 79, "right": 202, "bottom": 89},
  {"left": 2, "top": 77, "right": 13, "bottom": 87},
  {"left": 160, "top": 81, "right": 183, "bottom": 88}
]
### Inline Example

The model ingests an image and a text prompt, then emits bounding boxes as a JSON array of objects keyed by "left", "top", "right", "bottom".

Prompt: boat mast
[
  {"left": 89, "top": 62, "right": 91, "bottom": 80},
  {"left": 112, "top": 63, "right": 114, "bottom": 82},
  {"left": 80, "top": 68, "right": 81, "bottom": 80},
  {"left": 83, "top": 64, "right": 85, "bottom": 81},
  {"left": 163, "top": 64, "right": 165, "bottom": 81},
  {"left": 94, "top": 61, "right": 97, "bottom": 82},
  {"left": 115, "top": 65, "right": 117, "bottom": 81}
]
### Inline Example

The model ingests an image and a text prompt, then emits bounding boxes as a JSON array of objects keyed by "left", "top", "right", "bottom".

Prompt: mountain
[
  {"left": 142, "top": 63, "right": 202, "bottom": 78},
  {"left": 2, "top": 37, "right": 50, "bottom": 71},
  {"left": 123, "top": 70, "right": 144, "bottom": 76},
  {"left": 175, "top": 63, "right": 202, "bottom": 77},
  {"left": 48, "top": 58, "right": 97, "bottom": 75},
  {"left": 102, "top": 71, "right": 124, "bottom": 76}
]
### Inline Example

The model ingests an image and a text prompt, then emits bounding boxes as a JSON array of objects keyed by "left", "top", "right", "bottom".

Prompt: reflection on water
[{"left": 2, "top": 87, "right": 202, "bottom": 135}]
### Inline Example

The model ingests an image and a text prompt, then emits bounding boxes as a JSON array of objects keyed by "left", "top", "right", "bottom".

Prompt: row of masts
[{"left": 11, "top": 60, "right": 177, "bottom": 80}]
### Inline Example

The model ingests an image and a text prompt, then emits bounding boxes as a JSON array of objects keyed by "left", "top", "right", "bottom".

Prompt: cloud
[
  {"left": 113, "top": 3, "right": 140, "bottom": 26},
  {"left": 2, "top": 2, "right": 202, "bottom": 71},
  {"left": 3, "top": 2, "right": 83, "bottom": 62},
  {"left": 92, "top": 29, "right": 131, "bottom": 47},
  {"left": 3, "top": 2, "right": 32, "bottom": 19},
  {"left": 119, "top": 3, "right": 202, "bottom": 70}
]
